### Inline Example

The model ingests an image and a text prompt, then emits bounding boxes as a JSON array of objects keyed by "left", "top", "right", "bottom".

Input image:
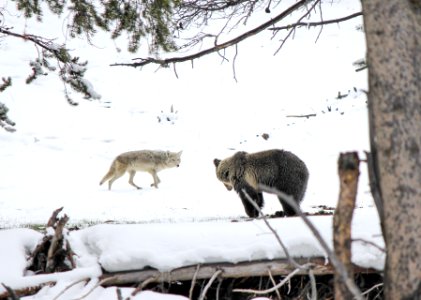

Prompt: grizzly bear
[{"left": 213, "top": 149, "right": 309, "bottom": 217}]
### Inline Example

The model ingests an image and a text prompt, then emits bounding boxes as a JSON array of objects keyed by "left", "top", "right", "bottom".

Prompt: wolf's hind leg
[
  {"left": 128, "top": 171, "right": 142, "bottom": 189},
  {"left": 107, "top": 169, "right": 125, "bottom": 190}
]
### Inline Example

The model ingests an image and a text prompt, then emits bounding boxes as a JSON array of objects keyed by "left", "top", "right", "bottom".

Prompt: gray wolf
[
  {"left": 213, "top": 149, "right": 309, "bottom": 217},
  {"left": 100, "top": 150, "right": 182, "bottom": 190}
]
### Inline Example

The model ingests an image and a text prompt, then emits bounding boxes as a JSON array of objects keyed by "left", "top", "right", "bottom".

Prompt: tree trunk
[{"left": 362, "top": 1, "right": 421, "bottom": 299}]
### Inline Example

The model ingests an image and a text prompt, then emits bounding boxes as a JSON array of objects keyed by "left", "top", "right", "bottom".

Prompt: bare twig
[
  {"left": 189, "top": 264, "right": 201, "bottom": 300},
  {"left": 47, "top": 207, "right": 64, "bottom": 228},
  {"left": 361, "top": 282, "right": 383, "bottom": 297},
  {"left": 286, "top": 113, "right": 317, "bottom": 118},
  {"left": 269, "top": 12, "right": 363, "bottom": 32},
  {"left": 52, "top": 278, "right": 88, "bottom": 300},
  {"left": 72, "top": 277, "right": 117, "bottom": 300},
  {"left": 232, "top": 43, "right": 239, "bottom": 82},
  {"left": 0, "top": 27, "right": 61, "bottom": 54},
  {"left": 242, "top": 191, "right": 322, "bottom": 298},
  {"left": 131, "top": 276, "right": 159, "bottom": 297},
  {"left": 353, "top": 238, "right": 385, "bottom": 253},
  {"left": 268, "top": 269, "right": 282, "bottom": 299},
  {"left": 242, "top": 190, "right": 303, "bottom": 269},
  {"left": 198, "top": 270, "right": 222, "bottom": 300},
  {"left": 233, "top": 263, "right": 311, "bottom": 294},
  {"left": 259, "top": 185, "right": 363, "bottom": 300},
  {"left": 308, "top": 269, "right": 317, "bottom": 300},
  {"left": 1, "top": 284, "right": 18, "bottom": 300},
  {"left": 111, "top": 0, "right": 309, "bottom": 68},
  {"left": 274, "top": 0, "right": 321, "bottom": 55}
]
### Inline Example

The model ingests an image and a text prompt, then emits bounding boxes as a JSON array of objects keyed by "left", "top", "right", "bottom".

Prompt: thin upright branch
[
  {"left": 189, "top": 264, "right": 201, "bottom": 300},
  {"left": 259, "top": 185, "right": 363, "bottom": 300},
  {"left": 242, "top": 190, "right": 303, "bottom": 269},
  {"left": 268, "top": 269, "right": 282, "bottom": 299},
  {"left": 198, "top": 270, "right": 222, "bottom": 300}
]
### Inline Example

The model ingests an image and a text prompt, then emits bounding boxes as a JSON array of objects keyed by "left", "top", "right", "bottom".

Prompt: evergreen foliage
[
  {"left": 0, "top": 77, "right": 16, "bottom": 132},
  {"left": 10, "top": 0, "right": 178, "bottom": 53},
  {"left": 1, "top": 1, "right": 179, "bottom": 127}
]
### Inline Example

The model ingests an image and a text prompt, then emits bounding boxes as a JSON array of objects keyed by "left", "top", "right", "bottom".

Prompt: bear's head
[{"left": 213, "top": 158, "right": 234, "bottom": 191}]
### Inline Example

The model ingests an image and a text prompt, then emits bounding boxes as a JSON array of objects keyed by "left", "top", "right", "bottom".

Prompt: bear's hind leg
[{"left": 278, "top": 196, "right": 297, "bottom": 216}]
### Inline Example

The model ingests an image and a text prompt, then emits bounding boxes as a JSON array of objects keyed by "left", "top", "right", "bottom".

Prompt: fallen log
[{"left": 99, "top": 257, "right": 378, "bottom": 286}]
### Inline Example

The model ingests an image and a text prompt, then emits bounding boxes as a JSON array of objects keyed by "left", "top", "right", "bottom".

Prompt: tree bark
[
  {"left": 334, "top": 152, "right": 360, "bottom": 300},
  {"left": 362, "top": 1, "right": 421, "bottom": 298}
]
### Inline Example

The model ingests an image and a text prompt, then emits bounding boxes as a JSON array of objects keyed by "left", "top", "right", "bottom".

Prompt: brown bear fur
[{"left": 214, "top": 149, "right": 309, "bottom": 217}]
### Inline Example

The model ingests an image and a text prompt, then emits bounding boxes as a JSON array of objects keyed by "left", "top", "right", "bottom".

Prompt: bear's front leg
[{"left": 236, "top": 183, "right": 264, "bottom": 218}]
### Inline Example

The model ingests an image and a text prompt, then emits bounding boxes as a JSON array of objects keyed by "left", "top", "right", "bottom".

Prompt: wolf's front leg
[
  {"left": 149, "top": 170, "right": 161, "bottom": 188},
  {"left": 128, "top": 171, "right": 142, "bottom": 189}
]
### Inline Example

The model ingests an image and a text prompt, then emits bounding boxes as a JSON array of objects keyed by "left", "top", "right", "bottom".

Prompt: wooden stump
[{"left": 334, "top": 152, "right": 360, "bottom": 299}]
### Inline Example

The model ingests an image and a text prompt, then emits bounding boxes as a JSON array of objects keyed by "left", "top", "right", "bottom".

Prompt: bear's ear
[{"left": 213, "top": 159, "right": 221, "bottom": 167}]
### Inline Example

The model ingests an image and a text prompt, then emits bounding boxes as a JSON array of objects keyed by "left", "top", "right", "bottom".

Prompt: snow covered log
[{"left": 99, "top": 257, "right": 377, "bottom": 286}]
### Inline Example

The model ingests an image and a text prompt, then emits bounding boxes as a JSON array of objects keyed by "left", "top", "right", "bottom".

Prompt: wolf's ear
[
  {"left": 214, "top": 159, "right": 221, "bottom": 167},
  {"left": 177, "top": 151, "right": 183, "bottom": 157}
]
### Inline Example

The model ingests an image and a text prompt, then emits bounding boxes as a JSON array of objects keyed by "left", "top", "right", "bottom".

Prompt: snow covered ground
[{"left": 0, "top": 0, "right": 384, "bottom": 298}]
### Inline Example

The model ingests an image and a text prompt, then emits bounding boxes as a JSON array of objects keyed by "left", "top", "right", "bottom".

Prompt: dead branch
[
  {"left": 286, "top": 113, "right": 317, "bottom": 118},
  {"left": 52, "top": 278, "right": 87, "bottom": 300},
  {"left": 198, "top": 270, "right": 222, "bottom": 300},
  {"left": 274, "top": 0, "right": 321, "bottom": 55},
  {"left": 352, "top": 238, "right": 385, "bottom": 253},
  {"left": 46, "top": 214, "right": 70, "bottom": 272},
  {"left": 0, "top": 284, "right": 18, "bottom": 300},
  {"left": 269, "top": 12, "right": 363, "bottom": 32},
  {"left": 308, "top": 269, "right": 317, "bottom": 300},
  {"left": 28, "top": 208, "right": 73, "bottom": 274},
  {"left": 47, "top": 207, "right": 64, "bottom": 227},
  {"left": 259, "top": 185, "right": 364, "bottom": 300},
  {"left": 0, "top": 282, "right": 54, "bottom": 300},
  {"left": 189, "top": 264, "right": 201, "bottom": 300},
  {"left": 111, "top": 0, "right": 308, "bottom": 68},
  {"left": 72, "top": 277, "right": 118, "bottom": 300},
  {"left": 0, "top": 27, "right": 61, "bottom": 55},
  {"left": 99, "top": 257, "right": 376, "bottom": 287},
  {"left": 243, "top": 191, "right": 303, "bottom": 270},
  {"left": 131, "top": 276, "right": 159, "bottom": 297},
  {"left": 334, "top": 152, "right": 360, "bottom": 299},
  {"left": 361, "top": 282, "right": 383, "bottom": 297},
  {"left": 268, "top": 269, "right": 281, "bottom": 299},
  {"left": 233, "top": 263, "right": 311, "bottom": 294},
  {"left": 242, "top": 192, "right": 324, "bottom": 299}
]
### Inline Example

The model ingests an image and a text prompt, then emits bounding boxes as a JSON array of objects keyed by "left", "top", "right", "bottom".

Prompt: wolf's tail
[{"left": 99, "top": 160, "right": 116, "bottom": 185}]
